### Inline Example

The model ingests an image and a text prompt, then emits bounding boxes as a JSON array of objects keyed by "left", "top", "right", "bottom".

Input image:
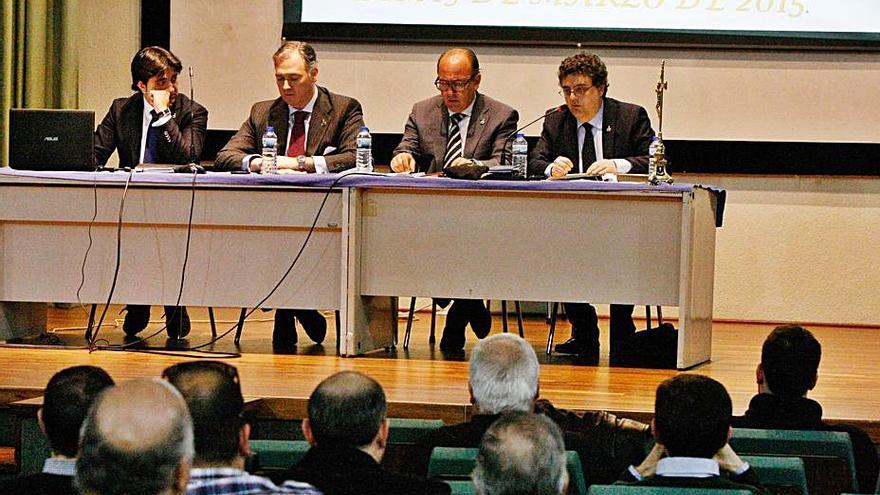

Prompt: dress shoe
[
  {"left": 273, "top": 309, "right": 298, "bottom": 349},
  {"left": 439, "top": 330, "right": 465, "bottom": 354},
  {"left": 469, "top": 303, "right": 492, "bottom": 339},
  {"left": 554, "top": 337, "right": 587, "bottom": 355},
  {"left": 575, "top": 346, "right": 601, "bottom": 365},
  {"left": 294, "top": 310, "right": 327, "bottom": 344},
  {"left": 164, "top": 307, "right": 190, "bottom": 340},
  {"left": 122, "top": 305, "right": 151, "bottom": 336}
]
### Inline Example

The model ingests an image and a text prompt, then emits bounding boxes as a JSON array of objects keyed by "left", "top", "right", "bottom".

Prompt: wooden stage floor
[{"left": 1, "top": 305, "right": 878, "bottom": 439}]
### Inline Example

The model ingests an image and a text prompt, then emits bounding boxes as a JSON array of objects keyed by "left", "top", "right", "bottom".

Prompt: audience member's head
[
  {"left": 758, "top": 325, "right": 821, "bottom": 398},
  {"left": 472, "top": 412, "right": 568, "bottom": 495},
  {"left": 163, "top": 361, "right": 247, "bottom": 468},
  {"left": 653, "top": 374, "right": 732, "bottom": 459},
  {"left": 303, "top": 371, "right": 388, "bottom": 457},
  {"left": 75, "top": 378, "right": 193, "bottom": 495},
  {"left": 39, "top": 366, "right": 114, "bottom": 459},
  {"left": 469, "top": 334, "right": 539, "bottom": 414}
]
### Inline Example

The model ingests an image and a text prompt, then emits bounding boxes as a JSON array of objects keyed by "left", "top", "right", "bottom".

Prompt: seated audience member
[
  {"left": 620, "top": 374, "right": 770, "bottom": 494},
  {"left": 472, "top": 411, "right": 568, "bottom": 495},
  {"left": 75, "top": 378, "right": 194, "bottom": 495},
  {"left": 0, "top": 366, "right": 114, "bottom": 495},
  {"left": 278, "top": 371, "right": 450, "bottom": 495},
  {"left": 732, "top": 325, "right": 879, "bottom": 493},
  {"left": 418, "top": 333, "right": 649, "bottom": 486},
  {"left": 215, "top": 40, "right": 364, "bottom": 351},
  {"left": 162, "top": 361, "right": 320, "bottom": 495},
  {"left": 94, "top": 45, "right": 208, "bottom": 341}
]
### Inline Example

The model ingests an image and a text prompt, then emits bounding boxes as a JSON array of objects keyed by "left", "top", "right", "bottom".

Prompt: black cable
[{"left": 76, "top": 171, "right": 100, "bottom": 318}]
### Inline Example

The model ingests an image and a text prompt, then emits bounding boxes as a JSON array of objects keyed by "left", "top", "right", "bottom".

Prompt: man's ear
[
  {"left": 650, "top": 418, "right": 659, "bottom": 441},
  {"left": 239, "top": 422, "right": 252, "bottom": 457},
  {"left": 756, "top": 363, "right": 764, "bottom": 385},
  {"left": 468, "top": 384, "right": 476, "bottom": 406},
  {"left": 375, "top": 419, "right": 389, "bottom": 450},
  {"left": 302, "top": 418, "right": 317, "bottom": 447},
  {"left": 727, "top": 425, "right": 733, "bottom": 442},
  {"left": 136, "top": 80, "right": 147, "bottom": 94},
  {"left": 809, "top": 372, "right": 818, "bottom": 392},
  {"left": 37, "top": 408, "right": 46, "bottom": 436},
  {"left": 174, "top": 458, "right": 191, "bottom": 495}
]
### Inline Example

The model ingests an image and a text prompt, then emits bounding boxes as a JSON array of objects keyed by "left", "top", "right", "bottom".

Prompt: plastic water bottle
[
  {"left": 261, "top": 125, "right": 278, "bottom": 175},
  {"left": 511, "top": 133, "right": 528, "bottom": 177},
  {"left": 355, "top": 126, "right": 373, "bottom": 172}
]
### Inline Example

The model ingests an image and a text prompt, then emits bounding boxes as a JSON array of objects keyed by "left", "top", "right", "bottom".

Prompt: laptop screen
[{"left": 8, "top": 109, "right": 95, "bottom": 171}]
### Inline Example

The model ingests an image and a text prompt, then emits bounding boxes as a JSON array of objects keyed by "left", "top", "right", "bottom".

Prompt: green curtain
[{"left": 0, "top": 0, "right": 78, "bottom": 165}]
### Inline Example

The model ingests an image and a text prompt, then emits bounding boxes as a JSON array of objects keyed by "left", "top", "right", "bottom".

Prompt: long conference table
[{"left": 0, "top": 168, "right": 724, "bottom": 369}]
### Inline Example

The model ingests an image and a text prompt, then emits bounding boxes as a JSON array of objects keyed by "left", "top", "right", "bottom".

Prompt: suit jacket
[
  {"left": 94, "top": 93, "right": 208, "bottom": 167},
  {"left": 733, "top": 393, "right": 879, "bottom": 493},
  {"left": 392, "top": 93, "right": 519, "bottom": 173},
  {"left": 416, "top": 400, "right": 651, "bottom": 487},
  {"left": 214, "top": 86, "right": 364, "bottom": 172},
  {"left": 528, "top": 97, "right": 653, "bottom": 177},
  {"left": 617, "top": 463, "right": 771, "bottom": 494},
  {"left": 280, "top": 443, "right": 450, "bottom": 495}
]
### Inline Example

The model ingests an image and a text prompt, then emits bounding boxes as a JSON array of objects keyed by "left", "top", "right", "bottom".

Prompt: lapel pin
[
  {"left": 606, "top": 125, "right": 612, "bottom": 132},
  {"left": 480, "top": 118, "right": 486, "bottom": 125}
]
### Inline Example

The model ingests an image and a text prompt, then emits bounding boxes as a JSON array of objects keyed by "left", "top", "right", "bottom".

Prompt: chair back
[
  {"left": 249, "top": 439, "right": 310, "bottom": 470},
  {"left": 588, "top": 487, "right": 752, "bottom": 495},
  {"left": 741, "top": 455, "right": 808, "bottom": 495}
]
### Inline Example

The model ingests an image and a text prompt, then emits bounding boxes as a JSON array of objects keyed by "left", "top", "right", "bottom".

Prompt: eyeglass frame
[
  {"left": 558, "top": 84, "right": 594, "bottom": 99},
  {"left": 435, "top": 76, "right": 475, "bottom": 93}
]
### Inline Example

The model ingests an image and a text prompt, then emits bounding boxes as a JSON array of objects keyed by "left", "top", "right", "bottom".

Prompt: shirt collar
[
  {"left": 577, "top": 100, "right": 605, "bottom": 131},
  {"left": 656, "top": 457, "right": 720, "bottom": 478},
  {"left": 188, "top": 467, "right": 247, "bottom": 480},
  {"left": 448, "top": 96, "right": 477, "bottom": 119},
  {"left": 289, "top": 86, "right": 319, "bottom": 116},
  {"left": 43, "top": 457, "right": 77, "bottom": 476}
]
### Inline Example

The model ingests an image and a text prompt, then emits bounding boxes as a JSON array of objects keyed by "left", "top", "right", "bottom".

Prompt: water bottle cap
[
  {"left": 360, "top": 126, "right": 369, "bottom": 131},
  {"left": 266, "top": 125, "right": 274, "bottom": 132},
  {"left": 516, "top": 133, "right": 525, "bottom": 137}
]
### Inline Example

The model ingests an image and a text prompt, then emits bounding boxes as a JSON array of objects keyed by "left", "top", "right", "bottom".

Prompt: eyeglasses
[
  {"left": 559, "top": 84, "right": 594, "bottom": 98},
  {"left": 435, "top": 77, "right": 473, "bottom": 92},
  {"left": 162, "top": 360, "right": 240, "bottom": 386}
]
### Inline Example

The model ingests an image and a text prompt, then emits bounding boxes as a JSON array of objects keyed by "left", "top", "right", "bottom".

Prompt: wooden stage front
[{"left": 1, "top": 305, "right": 879, "bottom": 441}]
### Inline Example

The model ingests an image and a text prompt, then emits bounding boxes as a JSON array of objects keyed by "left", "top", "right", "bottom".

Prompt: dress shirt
[
  {"left": 139, "top": 97, "right": 173, "bottom": 164},
  {"left": 448, "top": 98, "right": 476, "bottom": 158},
  {"left": 187, "top": 467, "right": 321, "bottom": 495},
  {"left": 627, "top": 456, "right": 750, "bottom": 480},
  {"left": 42, "top": 457, "right": 77, "bottom": 476},
  {"left": 544, "top": 101, "right": 632, "bottom": 176}
]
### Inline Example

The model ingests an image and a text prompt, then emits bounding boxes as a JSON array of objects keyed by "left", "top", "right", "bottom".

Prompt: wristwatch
[{"left": 297, "top": 155, "right": 307, "bottom": 171}]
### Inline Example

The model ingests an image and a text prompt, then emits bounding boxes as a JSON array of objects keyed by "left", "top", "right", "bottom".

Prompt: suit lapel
[
  {"left": 561, "top": 110, "right": 580, "bottom": 172},
  {"left": 463, "top": 93, "right": 487, "bottom": 158},
  {"left": 268, "top": 98, "right": 290, "bottom": 155},
  {"left": 435, "top": 99, "right": 449, "bottom": 169},
  {"left": 307, "top": 87, "right": 331, "bottom": 155},
  {"left": 120, "top": 95, "right": 143, "bottom": 165},
  {"left": 601, "top": 97, "right": 617, "bottom": 160}
]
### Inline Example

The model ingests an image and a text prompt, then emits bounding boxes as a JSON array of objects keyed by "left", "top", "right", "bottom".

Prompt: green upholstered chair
[
  {"left": 248, "top": 439, "right": 310, "bottom": 470},
  {"left": 741, "top": 455, "right": 808, "bottom": 495},
  {"left": 588, "top": 487, "right": 753, "bottom": 495}
]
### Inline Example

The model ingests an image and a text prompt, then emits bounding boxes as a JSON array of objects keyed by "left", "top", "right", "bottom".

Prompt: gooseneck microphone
[
  {"left": 501, "top": 105, "right": 564, "bottom": 167},
  {"left": 175, "top": 66, "right": 204, "bottom": 173}
]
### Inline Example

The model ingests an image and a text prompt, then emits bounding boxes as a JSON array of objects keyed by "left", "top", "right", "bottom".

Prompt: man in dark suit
[
  {"left": 417, "top": 334, "right": 650, "bottom": 487},
  {"left": 732, "top": 325, "right": 879, "bottom": 493},
  {"left": 279, "top": 371, "right": 450, "bottom": 495},
  {"left": 215, "top": 41, "right": 365, "bottom": 350},
  {"left": 529, "top": 52, "right": 655, "bottom": 363},
  {"left": 619, "top": 374, "right": 769, "bottom": 494},
  {"left": 0, "top": 366, "right": 114, "bottom": 495},
  {"left": 94, "top": 46, "right": 208, "bottom": 340},
  {"left": 390, "top": 48, "right": 519, "bottom": 355}
]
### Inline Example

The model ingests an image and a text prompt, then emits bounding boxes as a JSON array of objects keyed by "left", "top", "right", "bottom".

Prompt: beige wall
[{"left": 75, "top": 0, "right": 880, "bottom": 326}]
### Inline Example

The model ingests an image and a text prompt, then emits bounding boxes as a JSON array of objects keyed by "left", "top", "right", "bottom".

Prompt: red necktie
[{"left": 286, "top": 111, "right": 308, "bottom": 157}]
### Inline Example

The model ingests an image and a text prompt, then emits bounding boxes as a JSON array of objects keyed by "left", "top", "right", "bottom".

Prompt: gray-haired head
[
  {"left": 75, "top": 378, "right": 194, "bottom": 495},
  {"left": 273, "top": 40, "right": 318, "bottom": 69},
  {"left": 469, "top": 334, "right": 539, "bottom": 414},
  {"left": 472, "top": 412, "right": 568, "bottom": 495}
]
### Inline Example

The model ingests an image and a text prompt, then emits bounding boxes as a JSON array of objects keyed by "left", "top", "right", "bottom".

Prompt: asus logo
[{"left": 43, "top": 136, "right": 59, "bottom": 142}]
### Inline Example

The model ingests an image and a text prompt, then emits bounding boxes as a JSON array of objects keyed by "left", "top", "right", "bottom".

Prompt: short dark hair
[
  {"left": 130, "top": 46, "right": 182, "bottom": 92},
  {"left": 273, "top": 40, "right": 318, "bottom": 68},
  {"left": 654, "top": 374, "right": 732, "bottom": 458},
  {"left": 41, "top": 366, "right": 114, "bottom": 458},
  {"left": 437, "top": 48, "right": 480, "bottom": 78},
  {"left": 761, "top": 325, "right": 821, "bottom": 398},
  {"left": 163, "top": 361, "right": 244, "bottom": 464},
  {"left": 307, "top": 371, "right": 386, "bottom": 447},
  {"left": 557, "top": 52, "right": 609, "bottom": 94},
  {"left": 473, "top": 412, "right": 567, "bottom": 495}
]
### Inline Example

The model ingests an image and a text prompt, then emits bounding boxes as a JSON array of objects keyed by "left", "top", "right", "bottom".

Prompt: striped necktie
[{"left": 443, "top": 113, "right": 464, "bottom": 169}]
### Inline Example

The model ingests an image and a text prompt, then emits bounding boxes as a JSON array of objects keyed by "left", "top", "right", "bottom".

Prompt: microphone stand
[{"left": 501, "top": 106, "right": 563, "bottom": 170}]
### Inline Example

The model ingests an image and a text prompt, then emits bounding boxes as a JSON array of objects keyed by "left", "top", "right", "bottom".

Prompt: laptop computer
[{"left": 8, "top": 109, "right": 95, "bottom": 171}]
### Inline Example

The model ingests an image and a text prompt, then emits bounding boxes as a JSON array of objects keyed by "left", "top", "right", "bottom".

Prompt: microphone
[
  {"left": 502, "top": 105, "right": 564, "bottom": 167},
  {"left": 185, "top": 66, "right": 201, "bottom": 173}
]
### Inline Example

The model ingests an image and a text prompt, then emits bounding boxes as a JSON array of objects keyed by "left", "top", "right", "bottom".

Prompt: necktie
[
  {"left": 142, "top": 111, "right": 161, "bottom": 164},
  {"left": 286, "top": 111, "right": 308, "bottom": 157},
  {"left": 581, "top": 122, "right": 597, "bottom": 174},
  {"left": 443, "top": 113, "right": 464, "bottom": 169}
]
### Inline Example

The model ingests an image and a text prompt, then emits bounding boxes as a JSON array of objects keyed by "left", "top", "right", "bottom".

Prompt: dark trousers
[
  {"left": 563, "top": 303, "right": 636, "bottom": 352},
  {"left": 434, "top": 298, "right": 491, "bottom": 348}
]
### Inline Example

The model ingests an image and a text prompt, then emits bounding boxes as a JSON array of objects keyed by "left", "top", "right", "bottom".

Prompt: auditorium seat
[
  {"left": 427, "top": 446, "right": 587, "bottom": 495},
  {"left": 730, "top": 428, "right": 858, "bottom": 495},
  {"left": 740, "top": 455, "right": 807, "bottom": 495},
  {"left": 249, "top": 439, "right": 310, "bottom": 470},
  {"left": 446, "top": 480, "right": 474, "bottom": 495},
  {"left": 588, "top": 487, "right": 753, "bottom": 495}
]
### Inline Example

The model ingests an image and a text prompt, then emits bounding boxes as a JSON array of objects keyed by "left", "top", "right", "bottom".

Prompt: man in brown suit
[
  {"left": 215, "top": 41, "right": 364, "bottom": 350},
  {"left": 390, "top": 48, "right": 519, "bottom": 355}
]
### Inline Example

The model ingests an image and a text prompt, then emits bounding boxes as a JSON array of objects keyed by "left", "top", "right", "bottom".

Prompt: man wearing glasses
[
  {"left": 389, "top": 48, "right": 519, "bottom": 355},
  {"left": 530, "top": 52, "right": 654, "bottom": 363}
]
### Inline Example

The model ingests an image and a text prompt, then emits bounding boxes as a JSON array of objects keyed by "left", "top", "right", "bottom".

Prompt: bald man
[
  {"left": 390, "top": 48, "right": 519, "bottom": 355},
  {"left": 75, "top": 379, "right": 194, "bottom": 495}
]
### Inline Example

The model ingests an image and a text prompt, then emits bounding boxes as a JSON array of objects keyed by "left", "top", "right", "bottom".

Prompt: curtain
[{"left": 0, "top": 0, "right": 78, "bottom": 164}]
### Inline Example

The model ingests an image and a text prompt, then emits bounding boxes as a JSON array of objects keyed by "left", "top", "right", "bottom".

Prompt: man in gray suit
[
  {"left": 390, "top": 48, "right": 519, "bottom": 355},
  {"left": 215, "top": 41, "right": 365, "bottom": 351}
]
